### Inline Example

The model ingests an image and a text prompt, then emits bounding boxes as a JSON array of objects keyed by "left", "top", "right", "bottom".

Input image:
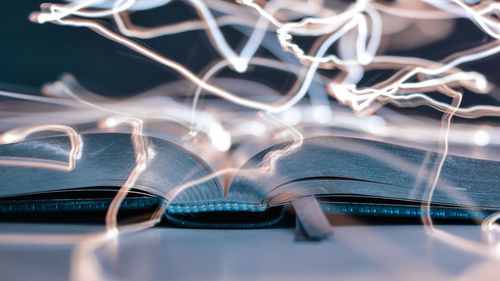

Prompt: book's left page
[{"left": 0, "top": 133, "right": 222, "bottom": 205}]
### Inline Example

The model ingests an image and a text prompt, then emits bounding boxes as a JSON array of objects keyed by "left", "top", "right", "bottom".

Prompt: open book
[{"left": 0, "top": 133, "right": 499, "bottom": 227}]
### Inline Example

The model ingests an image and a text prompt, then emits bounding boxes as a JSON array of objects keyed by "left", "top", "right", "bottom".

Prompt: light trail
[
  {"left": 1, "top": 0, "right": 500, "bottom": 279},
  {"left": 0, "top": 124, "right": 82, "bottom": 171}
]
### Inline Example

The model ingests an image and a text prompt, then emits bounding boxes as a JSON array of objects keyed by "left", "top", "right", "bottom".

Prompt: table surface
[{"left": 1, "top": 223, "right": 499, "bottom": 281}]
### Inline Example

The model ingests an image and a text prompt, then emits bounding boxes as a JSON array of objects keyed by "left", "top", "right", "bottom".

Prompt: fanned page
[
  {"left": 229, "top": 136, "right": 500, "bottom": 216},
  {"left": 0, "top": 133, "right": 224, "bottom": 209}
]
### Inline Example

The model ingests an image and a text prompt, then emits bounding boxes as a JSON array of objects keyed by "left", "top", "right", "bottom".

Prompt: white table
[{"left": 0, "top": 223, "right": 498, "bottom": 281}]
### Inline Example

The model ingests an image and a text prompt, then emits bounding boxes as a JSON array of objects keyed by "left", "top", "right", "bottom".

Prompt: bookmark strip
[{"left": 292, "top": 196, "right": 332, "bottom": 240}]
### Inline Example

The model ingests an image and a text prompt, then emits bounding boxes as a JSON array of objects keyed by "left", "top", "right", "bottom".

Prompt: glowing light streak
[
  {"left": 44, "top": 0, "right": 135, "bottom": 18},
  {"left": 101, "top": 117, "right": 151, "bottom": 233},
  {"left": 0, "top": 124, "right": 82, "bottom": 171},
  {"left": 2, "top": 0, "right": 500, "bottom": 279}
]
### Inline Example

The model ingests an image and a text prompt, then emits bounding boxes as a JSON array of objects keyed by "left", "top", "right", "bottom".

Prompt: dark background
[
  {"left": 1, "top": 0, "right": 499, "bottom": 113},
  {"left": 1, "top": 1, "right": 223, "bottom": 96}
]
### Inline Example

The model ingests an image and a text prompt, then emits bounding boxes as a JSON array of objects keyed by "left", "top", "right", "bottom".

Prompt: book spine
[
  {"left": 320, "top": 202, "right": 495, "bottom": 220},
  {"left": 0, "top": 197, "right": 162, "bottom": 213}
]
